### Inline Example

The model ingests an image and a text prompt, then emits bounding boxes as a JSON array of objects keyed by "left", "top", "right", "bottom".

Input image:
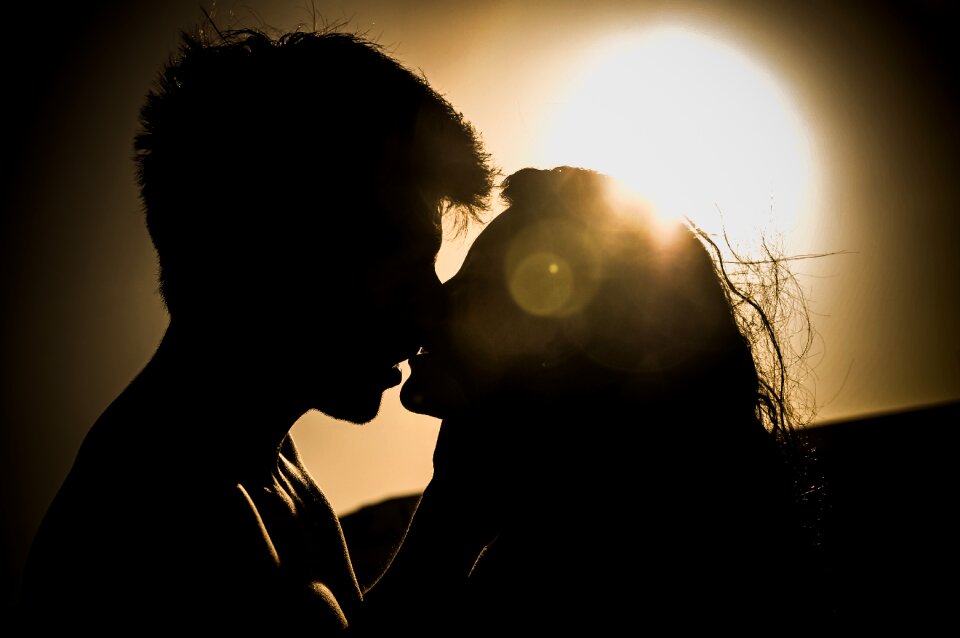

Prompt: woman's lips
[
  {"left": 407, "top": 349, "right": 428, "bottom": 368},
  {"left": 401, "top": 351, "right": 469, "bottom": 417}
]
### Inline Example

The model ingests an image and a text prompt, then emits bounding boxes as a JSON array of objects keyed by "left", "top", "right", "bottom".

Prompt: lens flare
[
  {"left": 505, "top": 220, "right": 602, "bottom": 318},
  {"left": 509, "top": 252, "right": 573, "bottom": 316}
]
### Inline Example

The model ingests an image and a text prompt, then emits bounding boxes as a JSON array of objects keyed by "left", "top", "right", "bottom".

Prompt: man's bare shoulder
[{"left": 26, "top": 410, "right": 354, "bottom": 623}]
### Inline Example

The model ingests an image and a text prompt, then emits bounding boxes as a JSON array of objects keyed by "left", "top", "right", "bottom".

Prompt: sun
[{"left": 532, "top": 24, "right": 819, "bottom": 241}]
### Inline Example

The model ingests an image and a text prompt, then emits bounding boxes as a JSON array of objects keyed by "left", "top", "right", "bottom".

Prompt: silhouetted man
[{"left": 21, "top": 27, "right": 494, "bottom": 632}]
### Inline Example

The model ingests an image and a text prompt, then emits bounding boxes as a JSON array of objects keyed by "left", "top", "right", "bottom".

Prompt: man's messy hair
[{"left": 135, "top": 22, "right": 496, "bottom": 312}]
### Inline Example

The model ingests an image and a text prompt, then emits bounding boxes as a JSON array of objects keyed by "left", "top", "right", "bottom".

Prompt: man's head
[{"left": 135, "top": 27, "right": 495, "bottom": 421}]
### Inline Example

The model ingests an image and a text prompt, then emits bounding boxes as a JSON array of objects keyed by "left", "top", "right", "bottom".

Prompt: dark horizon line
[{"left": 810, "top": 397, "right": 959, "bottom": 429}]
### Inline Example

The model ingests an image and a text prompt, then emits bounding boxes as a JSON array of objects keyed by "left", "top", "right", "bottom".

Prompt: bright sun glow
[{"left": 533, "top": 25, "right": 818, "bottom": 241}]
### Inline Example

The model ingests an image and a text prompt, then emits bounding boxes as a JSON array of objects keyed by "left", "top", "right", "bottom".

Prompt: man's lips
[
  {"left": 384, "top": 363, "right": 403, "bottom": 388},
  {"left": 375, "top": 345, "right": 423, "bottom": 389}
]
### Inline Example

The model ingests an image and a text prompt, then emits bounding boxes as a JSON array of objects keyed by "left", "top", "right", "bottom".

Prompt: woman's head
[
  {"left": 410, "top": 168, "right": 825, "bottom": 624},
  {"left": 402, "top": 166, "right": 759, "bottom": 421}
]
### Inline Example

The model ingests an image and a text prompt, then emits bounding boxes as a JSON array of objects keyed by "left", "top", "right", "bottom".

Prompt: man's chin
[
  {"left": 318, "top": 403, "right": 382, "bottom": 424},
  {"left": 310, "top": 365, "right": 403, "bottom": 423},
  {"left": 314, "top": 390, "right": 384, "bottom": 424}
]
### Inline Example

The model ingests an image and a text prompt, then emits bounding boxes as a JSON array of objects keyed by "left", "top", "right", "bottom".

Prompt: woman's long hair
[{"left": 500, "top": 165, "right": 825, "bottom": 541}]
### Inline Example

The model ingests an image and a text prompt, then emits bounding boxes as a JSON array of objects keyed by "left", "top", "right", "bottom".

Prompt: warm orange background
[{"left": 2, "top": 0, "right": 958, "bottom": 607}]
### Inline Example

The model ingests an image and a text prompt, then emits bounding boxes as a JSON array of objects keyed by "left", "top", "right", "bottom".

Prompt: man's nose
[{"left": 407, "top": 273, "right": 448, "bottom": 347}]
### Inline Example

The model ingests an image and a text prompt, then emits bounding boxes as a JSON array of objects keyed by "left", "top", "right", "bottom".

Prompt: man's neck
[{"left": 113, "top": 319, "right": 308, "bottom": 481}]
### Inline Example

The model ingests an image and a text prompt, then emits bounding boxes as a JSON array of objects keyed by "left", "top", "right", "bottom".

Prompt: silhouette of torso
[
  {"left": 23, "top": 399, "right": 361, "bottom": 631},
  {"left": 444, "top": 401, "right": 816, "bottom": 633}
]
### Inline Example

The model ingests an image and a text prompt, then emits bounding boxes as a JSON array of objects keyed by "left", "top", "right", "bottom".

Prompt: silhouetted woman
[{"left": 395, "top": 166, "right": 825, "bottom": 633}]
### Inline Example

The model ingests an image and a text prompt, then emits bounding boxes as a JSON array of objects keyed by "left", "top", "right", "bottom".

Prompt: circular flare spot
[
  {"left": 504, "top": 220, "right": 602, "bottom": 318},
  {"left": 509, "top": 252, "right": 574, "bottom": 317}
]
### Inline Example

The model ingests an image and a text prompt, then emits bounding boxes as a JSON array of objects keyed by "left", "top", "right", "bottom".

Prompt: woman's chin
[{"left": 400, "top": 364, "right": 469, "bottom": 418}]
